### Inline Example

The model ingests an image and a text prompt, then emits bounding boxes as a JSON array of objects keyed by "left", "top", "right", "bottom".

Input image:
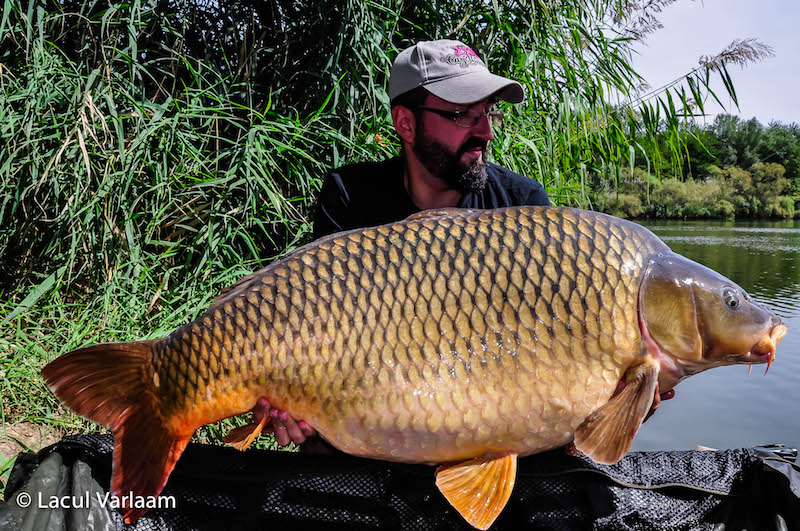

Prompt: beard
[{"left": 412, "top": 128, "right": 489, "bottom": 193}]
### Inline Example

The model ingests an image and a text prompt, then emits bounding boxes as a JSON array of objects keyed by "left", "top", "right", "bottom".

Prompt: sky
[{"left": 629, "top": 0, "right": 799, "bottom": 126}]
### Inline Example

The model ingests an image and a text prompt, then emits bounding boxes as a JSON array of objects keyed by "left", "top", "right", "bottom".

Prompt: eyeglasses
[{"left": 416, "top": 106, "right": 504, "bottom": 128}]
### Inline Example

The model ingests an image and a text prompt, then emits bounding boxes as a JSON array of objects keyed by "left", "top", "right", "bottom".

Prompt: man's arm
[
  {"left": 312, "top": 171, "right": 351, "bottom": 240},
  {"left": 527, "top": 181, "right": 552, "bottom": 206}
]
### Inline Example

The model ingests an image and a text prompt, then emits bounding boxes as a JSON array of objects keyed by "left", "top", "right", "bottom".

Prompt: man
[
  {"left": 313, "top": 39, "right": 550, "bottom": 240},
  {"left": 243, "top": 39, "right": 553, "bottom": 448}
]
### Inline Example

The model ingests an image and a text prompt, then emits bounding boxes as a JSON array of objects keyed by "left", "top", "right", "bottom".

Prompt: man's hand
[
  {"left": 611, "top": 379, "right": 675, "bottom": 423},
  {"left": 252, "top": 397, "right": 317, "bottom": 446},
  {"left": 645, "top": 385, "right": 675, "bottom": 423}
]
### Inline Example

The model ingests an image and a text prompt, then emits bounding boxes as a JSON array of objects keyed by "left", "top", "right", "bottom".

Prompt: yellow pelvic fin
[
  {"left": 574, "top": 360, "right": 658, "bottom": 464},
  {"left": 435, "top": 452, "right": 518, "bottom": 530},
  {"left": 223, "top": 416, "right": 268, "bottom": 451}
]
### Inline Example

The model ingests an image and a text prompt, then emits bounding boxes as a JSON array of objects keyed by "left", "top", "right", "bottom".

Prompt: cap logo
[
  {"left": 452, "top": 45, "right": 479, "bottom": 58},
  {"left": 442, "top": 45, "right": 483, "bottom": 69}
]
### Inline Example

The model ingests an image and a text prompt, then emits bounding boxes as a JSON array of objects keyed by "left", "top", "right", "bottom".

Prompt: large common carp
[{"left": 42, "top": 206, "right": 787, "bottom": 529}]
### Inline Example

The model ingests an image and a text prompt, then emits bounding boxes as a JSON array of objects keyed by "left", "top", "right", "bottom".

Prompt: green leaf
[{"left": 2, "top": 266, "right": 67, "bottom": 325}]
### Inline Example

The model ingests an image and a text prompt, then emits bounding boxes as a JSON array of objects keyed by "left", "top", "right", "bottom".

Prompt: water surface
[{"left": 631, "top": 219, "right": 800, "bottom": 453}]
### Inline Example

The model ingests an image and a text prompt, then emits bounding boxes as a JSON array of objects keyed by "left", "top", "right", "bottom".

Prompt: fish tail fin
[{"left": 41, "top": 340, "right": 193, "bottom": 523}]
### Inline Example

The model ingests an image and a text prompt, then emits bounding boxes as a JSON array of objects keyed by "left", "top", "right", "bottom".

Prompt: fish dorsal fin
[
  {"left": 207, "top": 271, "right": 262, "bottom": 313},
  {"left": 574, "top": 359, "right": 659, "bottom": 464},
  {"left": 207, "top": 225, "right": 377, "bottom": 313},
  {"left": 435, "top": 452, "right": 518, "bottom": 530},
  {"left": 405, "top": 208, "right": 480, "bottom": 221}
]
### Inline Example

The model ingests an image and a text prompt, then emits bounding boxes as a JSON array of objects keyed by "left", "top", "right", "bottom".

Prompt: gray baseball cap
[{"left": 388, "top": 39, "right": 524, "bottom": 105}]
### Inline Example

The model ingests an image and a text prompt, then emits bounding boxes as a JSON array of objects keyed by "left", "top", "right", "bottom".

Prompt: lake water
[{"left": 631, "top": 219, "right": 800, "bottom": 454}]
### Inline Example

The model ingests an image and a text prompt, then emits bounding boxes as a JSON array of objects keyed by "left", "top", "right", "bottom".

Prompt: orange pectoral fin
[
  {"left": 223, "top": 416, "right": 269, "bottom": 451},
  {"left": 435, "top": 453, "right": 518, "bottom": 530},
  {"left": 574, "top": 359, "right": 658, "bottom": 464}
]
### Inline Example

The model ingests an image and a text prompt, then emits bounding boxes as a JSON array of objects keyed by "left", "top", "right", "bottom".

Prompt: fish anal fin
[
  {"left": 223, "top": 417, "right": 269, "bottom": 451},
  {"left": 405, "top": 208, "right": 479, "bottom": 222},
  {"left": 574, "top": 360, "right": 658, "bottom": 464},
  {"left": 435, "top": 452, "right": 518, "bottom": 530}
]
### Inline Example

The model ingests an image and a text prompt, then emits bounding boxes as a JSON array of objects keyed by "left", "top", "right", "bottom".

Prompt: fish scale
[{"left": 146, "top": 207, "right": 664, "bottom": 462}]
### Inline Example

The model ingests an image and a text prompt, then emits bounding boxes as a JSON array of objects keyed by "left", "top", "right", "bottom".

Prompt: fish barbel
[{"left": 42, "top": 206, "right": 787, "bottom": 529}]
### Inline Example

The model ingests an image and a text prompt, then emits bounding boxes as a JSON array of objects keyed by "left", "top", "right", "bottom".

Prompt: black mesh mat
[{"left": 2, "top": 433, "right": 799, "bottom": 530}]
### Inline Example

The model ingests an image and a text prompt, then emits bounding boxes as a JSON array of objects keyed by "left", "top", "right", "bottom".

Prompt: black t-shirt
[{"left": 313, "top": 156, "right": 550, "bottom": 239}]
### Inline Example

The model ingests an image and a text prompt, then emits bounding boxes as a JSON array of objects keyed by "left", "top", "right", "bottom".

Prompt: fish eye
[{"left": 722, "top": 287, "right": 740, "bottom": 308}]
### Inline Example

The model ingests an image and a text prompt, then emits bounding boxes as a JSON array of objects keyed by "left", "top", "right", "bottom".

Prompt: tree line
[{"left": 594, "top": 115, "right": 800, "bottom": 219}]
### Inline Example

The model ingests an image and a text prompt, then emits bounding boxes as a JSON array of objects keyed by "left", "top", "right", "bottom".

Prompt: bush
[
  {"left": 591, "top": 190, "right": 613, "bottom": 213},
  {"left": 618, "top": 194, "right": 644, "bottom": 218},
  {"left": 685, "top": 179, "right": 723, "bottom": 217},
  {"left": 715, "top": 200, "right": 736, "bottom": 219},
  {"left": 649, "top": 178, "right": 686, "bottom": 218},
  {"left": 772, "top": 196, "right": 797, "bottom": 219},
  {"left": 606, "top": 193, "right": 643, "bottom": 218}
]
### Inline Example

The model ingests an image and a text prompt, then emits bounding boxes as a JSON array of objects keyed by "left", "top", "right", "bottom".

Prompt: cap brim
[{"left": 423, "top": 71, "right": 524, "bottom": 104}]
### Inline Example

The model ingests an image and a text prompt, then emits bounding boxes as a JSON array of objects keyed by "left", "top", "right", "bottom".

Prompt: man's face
[{"left": 411, "top": 93, "right": 495, "bottom": 193}]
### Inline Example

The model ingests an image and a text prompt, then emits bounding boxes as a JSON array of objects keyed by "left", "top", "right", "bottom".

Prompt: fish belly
[{"left": 301, "top": 355, "right": 627, "bottom": 463}]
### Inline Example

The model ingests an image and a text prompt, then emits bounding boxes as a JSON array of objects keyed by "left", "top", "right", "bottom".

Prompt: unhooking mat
[{"left": 1, "top": 433, "right": 799, "bottom": 530}]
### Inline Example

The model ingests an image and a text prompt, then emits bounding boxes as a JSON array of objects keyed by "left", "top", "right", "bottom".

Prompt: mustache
[{"left": 458, "top": 138, "right": 488, "bottom": 156}]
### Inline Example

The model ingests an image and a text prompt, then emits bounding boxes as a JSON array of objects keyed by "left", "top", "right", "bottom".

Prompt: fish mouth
[{"left": 745, "top": 324, "right": 787, "bottom": 373}]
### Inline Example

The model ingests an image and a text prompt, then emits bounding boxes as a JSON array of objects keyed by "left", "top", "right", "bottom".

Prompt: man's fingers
[
  {"left": 652, "top": 383, "right": 662, "bottom": 410},
  {"left": 252, "top": 397, "right": 272, "bottom": 423},
  {"left": 274, "top": 425, "right": 291, "bottom": 446},
  {"left": 269, "top": 408, "right": 292, "bottom": 446},
  {"left": 298, "top": 421, "right": 316, "bottom": 438},
  {"left": 643, "top": 382, "right": 662, "bottom": 423},
  {"left": 269, "top": 407, "right": 310, "bottom": 446},
  {"left": 268, "top": 408, "right": 289, "bottom": 446},
  {"left": 283, "top": 416, "right": 307, "bottom": 445},
  {"left": 248, "top": 401, "right": 316, "bottom": 447}
]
